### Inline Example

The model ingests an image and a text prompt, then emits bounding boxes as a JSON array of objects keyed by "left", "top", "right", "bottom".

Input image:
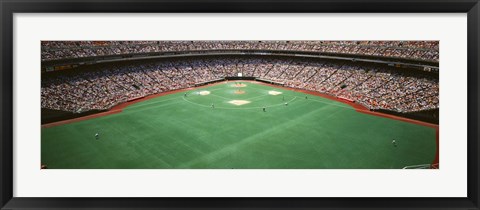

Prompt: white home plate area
[
  {"left": 268, "top": 90, "right": 282, "bottom": 95},
  {"left": 228, "top": 100, "right": 251, "bottom": 106},
  {"left": 198, "top": 91, "right": 210, "bottom": 95}
]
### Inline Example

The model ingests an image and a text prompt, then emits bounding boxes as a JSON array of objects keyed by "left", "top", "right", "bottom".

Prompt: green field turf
[{"left": 41, "top": 81, "right": 437, "bottom": 169}]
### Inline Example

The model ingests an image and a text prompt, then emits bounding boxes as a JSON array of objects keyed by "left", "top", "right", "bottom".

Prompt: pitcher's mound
[
  {"left": 231, "top": 84, "right": 247, "bottom": 88},
  {"left": 228, "top": 100, "right": 251, "bottom": 106},
  {"left": 234, "top": 90, "right": 246, "bottom": 94}
]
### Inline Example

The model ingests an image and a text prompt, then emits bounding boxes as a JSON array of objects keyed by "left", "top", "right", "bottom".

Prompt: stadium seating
[
  {"left": 41, "top": 56, "right": 439, "bottom": 113},
  {"left": 41, "top": 41, "right": 439, "bottom": 62}
]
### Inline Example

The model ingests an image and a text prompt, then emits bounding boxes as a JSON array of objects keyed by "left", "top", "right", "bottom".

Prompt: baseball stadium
[{"left": 41, "top": 41, "right": 439, "bottom": 169}]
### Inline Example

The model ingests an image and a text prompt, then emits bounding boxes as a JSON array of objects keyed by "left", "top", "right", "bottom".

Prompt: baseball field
[{"left": 41, "top": 81, "right": 438, "bottom": 169}]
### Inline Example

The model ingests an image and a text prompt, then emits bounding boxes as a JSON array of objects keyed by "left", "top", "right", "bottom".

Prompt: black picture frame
[{"left": 1, "top": 0, "right": 479, "bottom": 209}]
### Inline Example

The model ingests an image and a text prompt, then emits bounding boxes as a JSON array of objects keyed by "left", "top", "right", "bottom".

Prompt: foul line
[
  {"left": 182, "top": 96, "right": 297, "bottom": 110},
  {"left": 125, "top": 96, "right": 181, "bottom": 110},
  {"left": 209, "top": 93, "right": 233, "bottom": 100},
  {"left": 306, "top": 98, "right": 355, "bottom": 110},
  {"left": 248, "top": 84, "right": 354, "bottom": 110},
  {"left": 125, "top": 100, "right": 185, "bottom": 114},
  {"left": 244, "top": 93, "right": 270, "bottom": 100}
]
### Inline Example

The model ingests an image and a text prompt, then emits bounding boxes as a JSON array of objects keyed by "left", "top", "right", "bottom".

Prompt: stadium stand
[
  {"left": 41, "top": 41, "right": 439, "bottom": 62},
  {"left": 41, "top": 55, "right": 439, "bottom": 115}
]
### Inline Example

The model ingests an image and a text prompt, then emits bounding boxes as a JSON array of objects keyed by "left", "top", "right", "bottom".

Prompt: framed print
[{"left": 1, "top": 0, "right": 479, "bottom": 209}]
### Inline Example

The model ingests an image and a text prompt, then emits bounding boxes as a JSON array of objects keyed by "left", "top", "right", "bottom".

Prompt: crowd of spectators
[
  {"left": 42, "top": 56, "right": 439, "bottom": 113},
  {"left": 41, "top": 41, "right": 439, "bottom": 62}
]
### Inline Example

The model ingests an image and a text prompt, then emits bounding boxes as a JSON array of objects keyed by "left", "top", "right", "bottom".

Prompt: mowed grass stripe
[
  {"left": 41, "top": 81, "right": 436, "bottom": 169},
  {"left": 178, "top": 104, "right": 343, "bottom": 168}
]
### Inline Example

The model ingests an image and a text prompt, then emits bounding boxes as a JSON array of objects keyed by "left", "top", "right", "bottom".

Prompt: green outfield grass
[{"left": 41, "top": 81, "right": 437, "bottom": 169}]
